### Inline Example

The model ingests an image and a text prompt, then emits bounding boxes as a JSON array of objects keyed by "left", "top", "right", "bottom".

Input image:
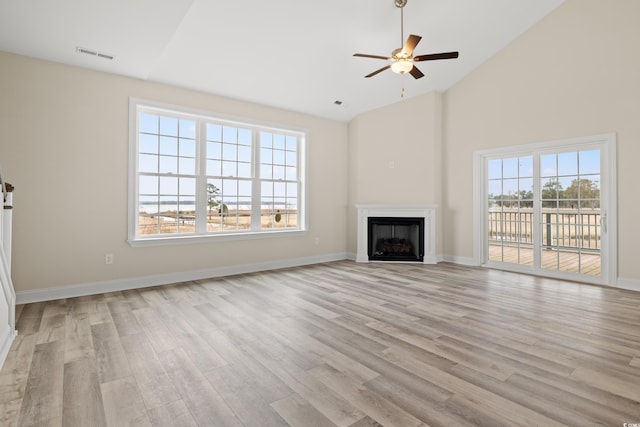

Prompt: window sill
[{"left": 128, "top": 229, "right": 307, "bottom": 247}]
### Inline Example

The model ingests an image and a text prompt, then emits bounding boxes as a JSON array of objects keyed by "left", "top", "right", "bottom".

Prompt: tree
[
  {"left": 206, "top": 183, "right": 228, "bottom": 219},
  {"left": 541, "top": 178, "right": 563, "bottom": 200},
  {"left": 489, "top": 190, "right": 533, "bottom": 209},
  {"left": 518, "top": 189, "right": 534, "bottom": 208},
  {"left": 207, "top": 183, "right": 221, "bottom": 216},
  {"left": 564, "top": 178, "right": 600, "bottom": 208}
]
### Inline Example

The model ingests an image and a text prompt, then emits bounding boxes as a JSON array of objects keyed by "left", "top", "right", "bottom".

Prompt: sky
[{"left": 488, "top": 149, "right": 600, "bottom": 197}]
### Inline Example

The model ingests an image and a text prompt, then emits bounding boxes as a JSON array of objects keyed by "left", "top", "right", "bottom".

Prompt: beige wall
[
  {"left": 442, "top": 0, "right": 640, "bottom": 279},
  {"left": 2, "top": 0, "right": 640, "bottom": 294},
  {"left": 0, "top": 52, "right": 349, "bottom": 292},
  {"left": 347, "top": 92, "right": 443, "bottom": 255}
]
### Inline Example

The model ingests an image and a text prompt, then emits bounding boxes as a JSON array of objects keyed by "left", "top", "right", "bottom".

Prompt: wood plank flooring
[{"left": 2, "top": 260, "right": 640, "bottom": 426}]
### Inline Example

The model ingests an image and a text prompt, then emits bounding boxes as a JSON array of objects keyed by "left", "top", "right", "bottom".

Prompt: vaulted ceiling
[{"left": 0, "top": 0, "right": 563, "bottom": 122}]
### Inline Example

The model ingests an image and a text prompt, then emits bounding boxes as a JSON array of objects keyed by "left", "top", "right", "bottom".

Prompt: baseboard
[
  {"left": 441, "top": 254, "right": 477, "bottom": 266},
  {"left": 16, "top": 252, "right": 350, "bottom": 304},
  {"left": 0, "top": 328, "right": 17, "bottom": 371},
  {"left": 617, "top": 277, "right": 640, "bottom": 292},
  {"left": 16, "top": 253, "right": 640, "bottom": 304}
]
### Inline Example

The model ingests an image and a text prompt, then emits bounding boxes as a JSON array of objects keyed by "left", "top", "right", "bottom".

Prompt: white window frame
[
  {"left": 127, "top": 98, "right": 308, "bottom": 247},
  {"left": 473, "top": 133, "right": 617, "bottom": 286}
]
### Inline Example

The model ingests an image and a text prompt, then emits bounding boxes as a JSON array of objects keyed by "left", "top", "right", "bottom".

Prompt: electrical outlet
[
  {"left": 105, "top": 253, "right": 114, "bottom": 265},
  {"left": 314, "top": 237, "right": 320, "bottom": 245}
]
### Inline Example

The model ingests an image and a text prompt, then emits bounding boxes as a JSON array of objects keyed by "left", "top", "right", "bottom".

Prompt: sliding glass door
[
  {"left": 539, "top": 150, "right": 601, "bottom": 276},
  {"left": 487, "top": 156, "right": 534, "bottom": 267},
  {"left": 475, "top": 134, "right": 616, "bottom": 285}
]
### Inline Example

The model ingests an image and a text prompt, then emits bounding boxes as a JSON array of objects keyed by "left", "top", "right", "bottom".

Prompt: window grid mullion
[
  {"left": 195, "top": 122, "right": 208, "bottom": 233},
  {"left": 251, "top": 129, "right": 262, "bottom": 230},
  {"left": 532, "top": 153, "right": 541, "bottom": 269}
]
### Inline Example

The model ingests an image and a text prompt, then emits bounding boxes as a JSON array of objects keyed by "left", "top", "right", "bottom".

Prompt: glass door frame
[{"left": 472, "top": 133, "right": 617, "bottom": 286}]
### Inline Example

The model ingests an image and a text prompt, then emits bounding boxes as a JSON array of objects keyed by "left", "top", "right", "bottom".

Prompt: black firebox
[{"left": 367, "top": 217, "right": 424, "bottom": 262}]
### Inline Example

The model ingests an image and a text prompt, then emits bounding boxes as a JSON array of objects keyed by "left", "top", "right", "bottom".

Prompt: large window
[{"left": 128, "top": 99, "right": 306, "bottom": 245}]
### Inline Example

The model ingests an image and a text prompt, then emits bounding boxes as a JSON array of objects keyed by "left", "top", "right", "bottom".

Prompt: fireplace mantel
[{"left": 356, "top": 204, "right": 437, "bottom": 264}]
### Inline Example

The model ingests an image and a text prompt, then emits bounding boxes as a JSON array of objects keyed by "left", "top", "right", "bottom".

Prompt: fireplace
[
  {"left": 368, "top": 217, "right": 424, "bottom": 262},
  {"left": 356, "top": 204, "right": 437, "bottom": 264}
]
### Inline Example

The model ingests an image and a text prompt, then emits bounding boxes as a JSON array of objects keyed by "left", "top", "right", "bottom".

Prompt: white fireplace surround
[{"left": 356, "top": 204, "right": 437, "bottom": 264}]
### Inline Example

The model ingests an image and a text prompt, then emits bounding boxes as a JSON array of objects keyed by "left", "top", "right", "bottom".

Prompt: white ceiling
[{"left": 0, "top": 0, "right": 564, "bottom": 122}]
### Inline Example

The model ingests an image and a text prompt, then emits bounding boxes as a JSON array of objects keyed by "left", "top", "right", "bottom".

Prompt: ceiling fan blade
[
  {"left": 409, "top": 65, "right": 424, "bottom": 79},
  {"left": 365, "top": 65, "right": 391, "bottom": 78},
  {"left": 354, "top": 53, "right": 392, "bottom": 60},
  {"left": 401, "top": 34, "right": 422, "bottom": 56},
  {"left": 414, "top": 51, "right": 459, "bottom": 62}
]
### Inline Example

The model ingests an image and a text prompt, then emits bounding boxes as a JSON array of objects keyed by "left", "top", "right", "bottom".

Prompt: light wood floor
[{"left": 2, "top": 261, "right": 640, "bottom": 426}]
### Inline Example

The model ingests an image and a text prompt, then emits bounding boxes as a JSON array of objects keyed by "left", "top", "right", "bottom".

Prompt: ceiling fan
[{"left": 354, "top": 0, "right": 459, "bottom": 79}]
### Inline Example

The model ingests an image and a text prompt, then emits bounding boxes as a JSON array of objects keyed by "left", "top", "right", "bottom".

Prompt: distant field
[{"left": 139, "top": 210, "right": 297, "bottom": 235}]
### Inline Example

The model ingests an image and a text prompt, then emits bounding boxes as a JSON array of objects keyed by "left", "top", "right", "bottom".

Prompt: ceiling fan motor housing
[{"left": 392, "top": 47, "right": 409, "bottom": 60}]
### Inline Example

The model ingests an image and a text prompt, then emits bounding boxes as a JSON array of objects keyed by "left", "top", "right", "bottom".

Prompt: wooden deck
[{"left": 489, "top": 243, "right": 601, "bottom": 276}]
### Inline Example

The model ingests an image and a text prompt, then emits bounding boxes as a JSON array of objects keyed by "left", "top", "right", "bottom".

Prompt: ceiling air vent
[{"left": 76, "top": 46, "right": 115, "bottom": 61}]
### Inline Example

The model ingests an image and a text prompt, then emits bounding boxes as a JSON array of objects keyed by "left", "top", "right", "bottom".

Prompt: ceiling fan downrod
[{"left": 395, "top": 0, "right": 408, "bottom": 48}]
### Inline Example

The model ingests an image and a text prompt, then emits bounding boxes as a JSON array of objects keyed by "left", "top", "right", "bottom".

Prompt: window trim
[{"left": 127, "top": 97, "right": 309, "bottom": 247}]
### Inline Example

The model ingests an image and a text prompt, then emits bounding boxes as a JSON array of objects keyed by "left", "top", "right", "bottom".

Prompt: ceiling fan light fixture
[
  {"left": 390, "top": 59, "right": 413, "bottom": 74},
  {"left": 353, "top": 0, "right": 459, "bottom": 80}
]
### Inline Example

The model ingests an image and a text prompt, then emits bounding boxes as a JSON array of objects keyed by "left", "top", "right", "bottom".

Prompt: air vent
[
  {"left": 334, "top": 100, "right": 343, "bottom": 106},
  {"left": 96, "top": 52, "right": 114, "bottom": 60},
  {"left": 76, "top": 46, "right": 115, "bottom": 61}
]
